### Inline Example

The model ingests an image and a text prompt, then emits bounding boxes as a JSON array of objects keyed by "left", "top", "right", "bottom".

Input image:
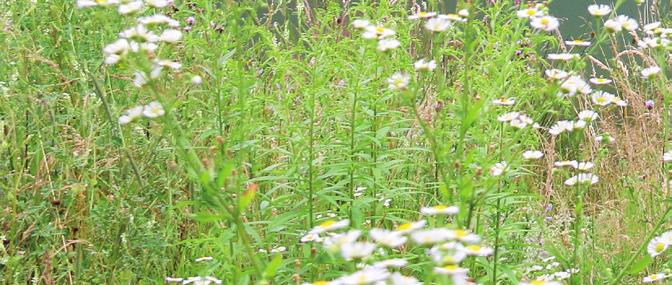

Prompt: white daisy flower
[
  {"left": 387, "top": 72, "right": 410, "bottom": 90},
  {"left": 516, "top": 7, "right": 543, "bottom": 18},
  {"left": 408, "top": 11, "right": 437, "bottom": 20},
  {"left": 420, "top": 205, "right": 459, "bottom": 215},
  {"left": 497, "top": 112, "right": 520, "bottom": 122},
  {"left": 549, "top": 120, "right": 575, "bottom": 136},
  {"left": 530, "top": 16, "right": 559, "bottom": 32},
  {"left": 146, "top": 0, "right": 169, "bottom": 8},
  {"left": 589, "top": 77, "right": 612, "bottom": 85},
  {"left": 578, "top": 110, "right": 598, "bottom": 122},
  {"left": 438, "top": 13, "right": 465, "bottom": 22},
  {"left": 118, "top": 1, "right": 143, "bottom": 15},
  {"left": 352, "top": 19, "right": 370, "bottom": 29},
  {"left": 394, "top": 220, "right": 426, "bottom": 234},
  {"left": 490, "top": 161, "right": 508, "bottom": 176},
  {"left": 338, "top": 267, "right": 390, "bottom": 285},
  {"left": 310, "top": 219, "right": 350, "bottom": 234},
  {"left": 424, "top": 18, "right": 452, "bottom": 32},
  {"left": 142, "top": 101, "right": 165, "bottom": 118},
  {"left": 558, "top": 75, "right": 591, "bottom": 96},
  {"left": 430, "top": 242, "right": 467, "bottom": 265},
  {"left": 587, "top": 4, "right": 611, "bottom": 16},
  {"left": 388, "top": 272, "right": 421, "bottom": 285},
  {"left": 118, "top": 105, "right": 144, "bottom": 125},
  {"left": 555, "top": 160, "right": 579, "bottom": 168},
  {"left": 340, "top": 242, "right": 376, "bottom": 260},
  {"left": 576, "top": 161, "right": 594, "bottom": 171},
  {"left": 414, "top": 59, "right": 437, "bottom": 72},
  {"left": 565, "top": 39, "right": 591, "bottom": 47},
  {"left": 410, "top": 229, "right": 456, "bottom": 245},
  {"left": 369, "top": 229, "right": 407, "bottom": 248},
  {"left": 604, "top": 18, "right": 623, "bottom": 33},
  {"left": 641, "top": 66, "right": 661, "bottom": 79},
  {"left": 463, "top": 244, "right": 494, "bottom": 256},
  {"left": 644, "top": 22, "right": 662, "bottom": 34},
  {"left": 452, "top": 229, "right": 481, "bottom": 244},
  {"left": 523, "top": 150, "right": 544, "bottom": 160},
  {"left": 159, "top": 29, "right": 182, "bottom": 43},
  {"left": 433, "top": 264, "right": 469, "bottom": 275},
  {"left": 647, "top": 236, "right": 668, "bottom": 257},
  {"left": 564, "top": 173, "right": 599, "bottom": 186},
  {"left": 362, "top": 25, "right": 395, "bottom": 40},
  {"left": 595, "top": 135, "right": 616, "bottom": 144},
  {"left": 545, "top": 69, "right": 569, "bottom": 80},
  {"left": 300, "top": 232, "right": 323, "bottom": 243},
  {"left": 191, "top": 75, "right": 203, "bottom": 85},
  {"left": 371, "top": 259, "right": 408, "bottom": 269},
  {"left": 323, "top": 230, "right": 361, "bottom": 252},
  {"left": 377, "top": 38, "right": 401, "bottom": 51},
  {"left": 643, "top": 273, "right": 668, "bottom": 283},
  {"left": 182, "top": 276, "right": 222, "bottom": 285},
  {"left": 591, "top": 91, "right": 616, "bottom": 106},
  {"left": 492, "top": 97, "right": 515, "bottom": 106},
  {"left": 510, "top": 114, "right": 534, "bottom": 128},
  {"left": 138, "top": 14, "right": 180, "bottom": 27},
  {"left": 547, "top": 53, "right": 579, "bottom": 61},
  {"left": 615, "top": 15, "right": 638, "bottom": 31}
]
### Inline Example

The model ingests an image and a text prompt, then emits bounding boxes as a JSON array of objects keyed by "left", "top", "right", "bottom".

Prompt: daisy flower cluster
[
  {"left": 637, "top": 22, "right": 672, "bottom": 50},
  {"left": 522, "top": 256, "right": 578, "bottom": 284},
  {"left": 516, "top": 3, "right": 558, "bottom": 32},
  {"left": 300, "top": 206, "right": 494, "bottom": 285},
  {"left": 643, "top": 231, "right": 672, "bottom": 283},
  {"left": 407, "top": 7, "right": 469, "bottom": 33},
  {"left": 77, "top": 0, "right": 189, "bottom": 125}
]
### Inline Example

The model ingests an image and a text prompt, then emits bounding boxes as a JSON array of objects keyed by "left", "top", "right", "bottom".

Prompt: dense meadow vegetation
[{"left": 1, "top": 0, "right": 672, "bottom": 284}]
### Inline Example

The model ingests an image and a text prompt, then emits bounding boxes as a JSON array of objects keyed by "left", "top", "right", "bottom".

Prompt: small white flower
[
  {"left": 576, "top": 161, "right": 594, "bottom": 171},
  {"left": 394, "top": 220, "right": 426, "bottom": 234},
  {"left": 387, "top": 72, "right": 410, "bottom": 90},
  {"left": 300, "top": 232, "right": 322, "bottom": 243},
  {"left": 510, "top": 114, "right": 533, "bottom": 128},
  {"left": 338, "top": 267, "right": 390, "bottom": 285},
  {"left": 118, "top": 1, "right": 143, "bottom": 15},
  {"left": 371, "top": 259, "right": 408, "bottom": 269},
  {"left": 164, "top": 277, "right": 183, "bottom": 283},
  {"left": 138, "top": 14, "right": 180, "bottom": 27},
  {"left": 362, "top": 25, "right": 395, "bottom": 40},
  {"left": 530, "top": 16, "right": 559, "bottom": 32},
  {"left": 517, "top": 8, "right": 543, "bottom": 18},
  {"left": 492, "top": 97, "right": 515, "bottom": 106},
  {"left": 523, "top": 150, "right": 544, "bottom": 160},
  {"left": 458, "top": 9, "right": 469, "bottom": 17},
  {"left": 589, "top": 77, "right": 612, "bottom": 85},
  {"left": 558, "top": 75, "right": 591, "bottom": 96},
  {"left": 142, "top": 101, "right": 165, "bottom": 118},
  {"left": 414, "top": 59, "right": 436, "bottom": 71},
  {"left": 323, "top": 230, "right": 361, "bottom": 252},
  {"left": 588, "top": 4, "right": 611, "bottom": 16},
  {"left": 310, "top": 219, "right": 350, "bottom": 234},
  {"left": 369, "top": 229, "right": 407, "bottom": 248},
  {"left": 595, "top": 135, "right": 616, "bottom": 144},
  {"left": 377, "top": 38, "right": 400, "bottom": 51},
  {"left": 490, "top": 161, "right": 508, "bottom": 176},
  {"left": 564, "top": 173, "right": 599, "bottom": 186},
  {"left": 388, "top": 272, "right": 421, "bottom": 285},
  {"left": 545, "top": 69, "right": 568, "bottom": 80},
  {"left": 463, "top": 244, "right": 494, "bottom": 256},
  {"left": 352, "top": 19, "right": 370, "bottom": 29},
  {"left": 643, "top": 273, "right": 668, "bottom": 283},
  {"left": 591, "top": 91, "right": 616, "bottom": 106},
  {"left": 195, "top": 256, "right": 213, "bottom": 262},
  {"left": 565, "top": 39, "right": 591, "bottom": 47},
  {"left": 160, "top": 29, "right": 182, "bottom": 43},
  {"left": 663, "top": 151, "right": 672, "bottom": 162},
  {"left": 411, "top": 229, "right": 455, "bottom": 245},
  {"left": 408, "top": 11, "right": 437, "bottom": 20},
  {"left": 146, "top": 0, "right": 169, "bottom": 8},
  {"left": 647, "top": 236, "right": 668, "bottom": 257},
  {"left": 191, "top": 75, "right": 203, "bottom": 85},
  {"left": 434, "top": 264, "right": 469, "bottom": 275},
  {"left": 577, "top": 110, "right": 598, "bottom": 122},
  {"left": 549, "top": 120, "right": 574, "bottom": 136},
  {"left": 547, "top": 53, "right": 579, "bottom": 61},
  {"left": 604, "top": 19, "right": 622, "bottom": 33},
  {"left": 641, "top": 66, "right": 661, "bottom": 79},
  {"left": 615, "top": 15, "right": 638, "bottom": 31},
  {"left": 420, "top": 205, "right": 459, "bottom": 215},
  {"left": 497, "top": 112, "right": 520, "bottom": 122},
  {"left": 340, "top": 242, "right": 376, "bottom": 260},
  {"left": 424, "top": 17, "right": 452, "bottom": 32},
  {"left": 182, "top": 276, "right": 223, "bottom": 285}
]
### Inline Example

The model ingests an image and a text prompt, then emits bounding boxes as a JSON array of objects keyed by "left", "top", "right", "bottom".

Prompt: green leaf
[
  {"left": 238, "top": 183, "right": 257, "bottom": 210},
  {"left": 627, "top": 255, "right": 653, "bottom": 274},
  {"left": 263, "top": 254, "right": 283, "bottom": 280}
]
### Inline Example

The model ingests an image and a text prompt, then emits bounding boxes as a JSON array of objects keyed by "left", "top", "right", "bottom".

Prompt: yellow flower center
[
  {"left": 375, "top": 27, "right": 385, "bottom": 34},
  {"left": 314, "top": 281, "right": 329, "bottom": 285},
  {"left": 419, "top": 12, "right": 428, "bottom": 17},
  {"left": 443, "top": 256, "right": 456, "bottom": 264},
  {"left": 319, "top": 220, "right": 336, "bottom": 228},
  {"left": 443, "top": 265, "right": 458, "bottom": 271},
  {"left": 396, "top": 223, "right": 412, "bottom": 231},
  {"left": 433, "top": 205, "right": 448, "bottom": 210},
  {"left": 656, "top": 242, "right": 666, "bottom": 253},
  {"left": 651, "top": 275, "right": 658, "bottom": 280},
  {"left": 526, "top": 9, "right": 536, "bottom": 16},
  {"left": 530, "top": 280, "right": 546, "bottom": 285},
  {"left": 455, "top": 230, "right": 468, "bottom": 238},
  {"left": 597, "top": 97, "right": 606, "bottom": 103},
  {"left": 540, "top": 18, "right": 550, "bottom": 25},
  {"left": 358, "top": 275, "right": 368, "bottom": 283},
  {"left": 466, "top": 245, "right": 481, "bottom": 251}
]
